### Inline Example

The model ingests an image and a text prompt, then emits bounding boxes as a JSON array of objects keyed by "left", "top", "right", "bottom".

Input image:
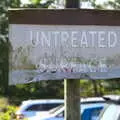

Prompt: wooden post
[
  {"left": 64, "top": 79, "right": 80, "bottom": 120},
  {"left": 64, "top": 1, "right": 80, "bottom": 120}
]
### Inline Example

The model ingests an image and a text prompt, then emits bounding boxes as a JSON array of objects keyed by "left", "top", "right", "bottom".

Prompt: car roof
[
  {"left": 22, "top": 99, "right": 64, "bottom": 105},
  {"left": 103, "top": 95, "right": 120, "bottom": 105},
  {"left": 81, "top": 97, "right": 105, "bottom": 103},
  {"left": 22, "top": 97, "right": 104, "bottom": 105}
]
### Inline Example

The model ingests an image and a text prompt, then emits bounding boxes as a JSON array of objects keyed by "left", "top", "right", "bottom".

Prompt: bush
[
  {"left": 0, "top": 97, "right": 17, "bottom": 120},
  {"left": 0, "top": 105, "right": 16, "bottom": 120},
  {"left": 0, "top": 97, "right": 8, "bottom": 111}
]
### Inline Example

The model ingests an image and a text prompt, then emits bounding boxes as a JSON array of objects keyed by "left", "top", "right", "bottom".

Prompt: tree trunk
[{"left": 92, "top": 80, "right": 99, "bottom": 96}]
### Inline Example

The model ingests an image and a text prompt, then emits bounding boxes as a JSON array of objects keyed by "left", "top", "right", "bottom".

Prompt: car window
[
  {"left": 91, "top": 107, "right": 102, "bottom": 120},
  {"left": 82, "top": 107, "right": 103, "bottom": 120},
  {"left": 49, "top": 105, "right": 63, "bottom": 114},
  {"left": 56, "top": 111, "right": 64, "bottom": 118},
  {"left": 25, "top": 103, "right": 61, "bottom": 111}
]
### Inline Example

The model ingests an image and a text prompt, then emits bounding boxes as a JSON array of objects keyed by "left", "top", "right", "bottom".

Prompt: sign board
[{"left": 9, "top": 9, "right": 120, "bottom": 84}]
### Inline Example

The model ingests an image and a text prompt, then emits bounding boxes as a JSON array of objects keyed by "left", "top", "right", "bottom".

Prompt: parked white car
[
  {"left": 36, "top": 102, "right": 105, "bottom": 120},
  {"left": 16, "top": 99, "right": 64, "bottom": 120},
  {"left": 98, "top": 95, "right": 120, "bottom": 120},
  {"left": 16, "top": 97, "right": 105, "bottom": 120},
  {"left": 27, "top": 97, "right": 106, "bottom": 120}
]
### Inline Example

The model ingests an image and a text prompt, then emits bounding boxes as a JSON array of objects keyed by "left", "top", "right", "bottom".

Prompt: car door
[{"left": 48, "top": 110, "right": 64, "bottom": 120}]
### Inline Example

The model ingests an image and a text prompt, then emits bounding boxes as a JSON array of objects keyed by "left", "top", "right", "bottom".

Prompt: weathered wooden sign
[{"left": 9, "top": 9, "right": 120, "bottom": 84}]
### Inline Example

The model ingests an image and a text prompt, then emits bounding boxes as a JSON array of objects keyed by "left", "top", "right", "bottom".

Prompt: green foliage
[
  {"left": 0, "top": 106, "right": 16, "bottom": 120},
  {"left": 0, "top": 97, "right": 16, "bottom": 120},
  {"left": 0, "top": 1, "right": 8, "bottom": 37},
  {"left": 102, "top": 79, "right": 120, "bottom": 94},
  {"left": 90, "top": 0, "right": 104, "bottom": 9},
  {"left": 0, "top": 0, "right": 19, "bottom": 95},
  {"left": 24, "top": 0, "right": 54, "bottom": 8},
  {"left": 104, "top": 0, "right": 120, "bottom": 9},
  {"left": 30, "top": 0, "right": 42, "bottom": 4},
  {"left": 0, "top": 39, "right": 9, "bottom": 95},
  {"left": 0, "top": 97, "right": 8, "bottom": 110},
  {"left": 9, "top": 0, "right": 21, "bottom": 8},
  {"left": 80, "top": 80, "right": 93, "bottom": 97},
  {"left": 82, "top": 0, "right": 120, "bottom": 9},
  {"left": 9, "top": 81, "right": 64, "bottom": 105}
]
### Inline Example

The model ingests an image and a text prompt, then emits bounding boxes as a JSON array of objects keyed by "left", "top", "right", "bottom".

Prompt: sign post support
[
  {"left": 65, "top": 1, "right": 80, "bottom": 120},
  {"left": 64, "top": 79, "right": 80, "bottom": 120}
]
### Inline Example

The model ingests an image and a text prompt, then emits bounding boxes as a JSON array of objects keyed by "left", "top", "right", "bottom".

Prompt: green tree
[
  {"left": 24, "top": 0, "right": 54, "bottom": 8},
  {"left": 0, "top": 0, "right": 19, "bottom": 95},
  {"left": 81, "top": 0, "right": 105, "bottom": 9},
  {"left": 104, "top": 0, "right": 120, "bottom": 9}
]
